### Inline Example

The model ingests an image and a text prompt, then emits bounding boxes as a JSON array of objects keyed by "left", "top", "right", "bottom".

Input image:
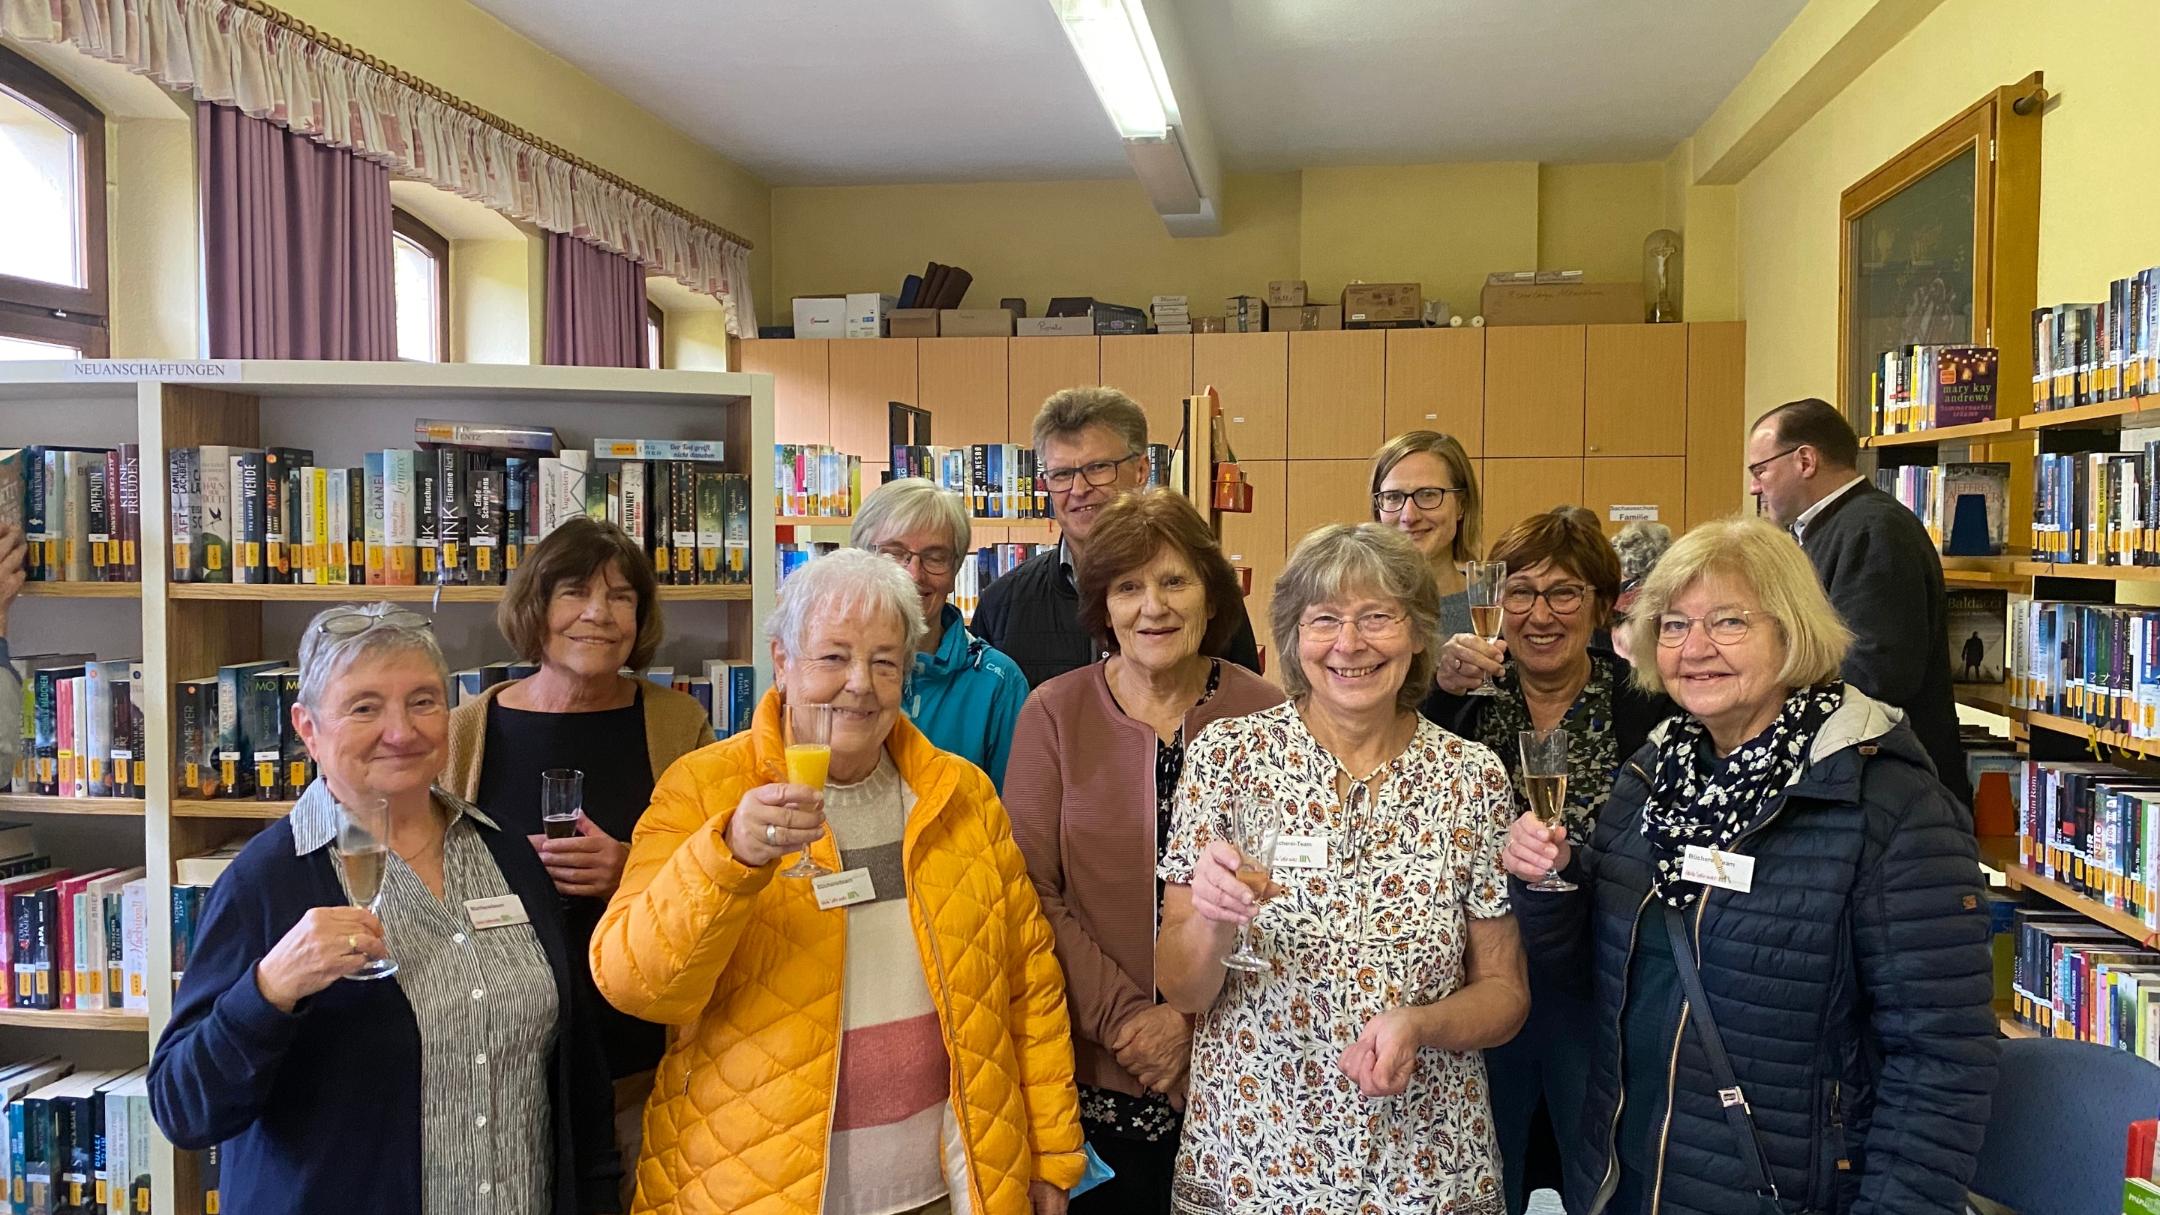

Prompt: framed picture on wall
[{"left": 1837, "top": 72, "right": 2045, "bottom": 436}]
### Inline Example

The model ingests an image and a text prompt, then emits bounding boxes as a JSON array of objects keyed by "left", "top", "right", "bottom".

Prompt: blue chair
[{"left": 1969, "top": 1037, "right": 2160, "bottom": 1215}]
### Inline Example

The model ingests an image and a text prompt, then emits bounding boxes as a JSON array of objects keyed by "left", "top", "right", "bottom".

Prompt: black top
[
  {"left": 972, "top": 546, "right": 1263, "bottom": 688},
  {"left": 477, "top": 693, "right": 666, "bottom": 1078}
]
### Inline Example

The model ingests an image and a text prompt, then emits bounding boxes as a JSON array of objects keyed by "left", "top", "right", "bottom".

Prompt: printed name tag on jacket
[
  {"left": 1275, "top": 834, "right": 1328, "bottom": 870},
  {"left": 1680, "top": 845, "right": 1756, "bottom": 894},
  {"left": 813, "top": 868, "right": 877, "bottom": 911},
  {"left": 465, "top": 895, "right": 530, "bottom": 930}
]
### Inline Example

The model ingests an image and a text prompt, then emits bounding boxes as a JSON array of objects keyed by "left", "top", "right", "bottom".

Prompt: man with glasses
[
  {"left": 973, "top": 387, "right": 1262, "bottom": 687},
  {"left": 1745, "top": 397, "right": 1968, "bottom": 804}
]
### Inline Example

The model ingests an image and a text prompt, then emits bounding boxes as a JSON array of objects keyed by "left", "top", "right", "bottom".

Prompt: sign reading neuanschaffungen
[{"left": 64, "top": 361, "right": 241, "bottom": 381}]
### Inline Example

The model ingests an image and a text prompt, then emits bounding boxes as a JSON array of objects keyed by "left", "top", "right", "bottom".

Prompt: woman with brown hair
[
  {"left": 1006, "top": 489, "right": 1285, "bottom": 1214},
  {"left": 1369, "top": 430, "right": 1482, "bottom": 641}
]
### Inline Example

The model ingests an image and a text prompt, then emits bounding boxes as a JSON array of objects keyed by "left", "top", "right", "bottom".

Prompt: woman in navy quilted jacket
[{"left": 1504, "top": 516, "right": 1997, "bottom": 1215}]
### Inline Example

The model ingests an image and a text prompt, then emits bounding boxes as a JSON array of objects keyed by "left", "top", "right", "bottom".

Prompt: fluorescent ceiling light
[{"left": 1050, "top": 0, "right": 1180, "bottom": 140}]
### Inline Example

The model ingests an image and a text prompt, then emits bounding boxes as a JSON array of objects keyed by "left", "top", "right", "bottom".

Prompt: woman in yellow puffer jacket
[{"left": 592, "top": 549, "right": 1084, "bottom": 1215}]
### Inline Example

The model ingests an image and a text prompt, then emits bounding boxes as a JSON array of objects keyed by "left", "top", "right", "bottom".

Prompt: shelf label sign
[
  {"left": 1608, "top": 504, "right": 1660, "bottom": 522},
  {"left": 65, "top": 360, "right": 241, "bottom": 381}
]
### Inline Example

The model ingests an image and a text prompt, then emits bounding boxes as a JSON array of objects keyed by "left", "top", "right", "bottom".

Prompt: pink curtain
[
  {"left": 544, "top": 232, "right": 648, "bottom": 367},
  {"left": 196, "top": 101, "right": 395, "bottom": 360}
]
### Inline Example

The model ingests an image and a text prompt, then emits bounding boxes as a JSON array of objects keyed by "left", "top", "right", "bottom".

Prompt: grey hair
[
  {"left": 850, "top": 477, "right": 972, "bottom": 559},
  {"left": 1030, "top": 386, "right": 1149, "bottom": 457},
  {"left": 1612, "top": 521, "right": 1674, "bottom": 582},
  {"left": 295, "top": 603, "right": 450, "bottom": 710},
  {"left": 764, "top": 547, "right": 927, "bottom": 656},
  {"left": 1269, "top": 524, "right": 1441, "bottom": 712}
]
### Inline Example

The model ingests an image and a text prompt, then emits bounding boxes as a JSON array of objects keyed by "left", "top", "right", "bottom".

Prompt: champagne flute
[
  {"left": 1519, "top": 727, "right": 1577, "bottom": 892},
  {"left": 1465, "top": 560, "right": 1507, "bottom": 696},
  {"left": 780, "top": 703, "right": 834, "bottom": 878},
  {"left": 541, "top": 768, "right": 584, "bottom": 839},
  {"left": 1221, "top": 795, "right": 1284, "bottom": 973},
  {"left": 335, "top": 795, "right": 399, "bottom": 980}
]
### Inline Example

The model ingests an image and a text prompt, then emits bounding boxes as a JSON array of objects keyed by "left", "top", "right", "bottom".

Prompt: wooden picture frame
[{"left": 1838, "top": 72, "right": 2044, "bottom": 433}]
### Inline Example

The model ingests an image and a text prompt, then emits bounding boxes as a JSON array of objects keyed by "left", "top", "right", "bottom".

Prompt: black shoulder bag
[{"left": 1663, "top": 901, "right": 1787, "bottom": 1213}]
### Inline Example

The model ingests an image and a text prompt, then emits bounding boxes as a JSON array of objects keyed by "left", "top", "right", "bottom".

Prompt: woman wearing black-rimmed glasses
[
  {"left": 1424, "top": 509, "right": 1675, "bottom": 1215},
  {"left": 1369, "top": 430, "right": 1482, "bottom": 642}
]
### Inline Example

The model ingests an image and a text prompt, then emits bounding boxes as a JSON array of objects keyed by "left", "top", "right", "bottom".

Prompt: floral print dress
[{"left": 1158, "top": 701, "right": 1515, "bottom": 1215}]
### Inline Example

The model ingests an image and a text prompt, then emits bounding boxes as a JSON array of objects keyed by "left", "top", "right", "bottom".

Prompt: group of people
[{"left": 143, "top": 386, "right": 2000, "bottom": 1215}]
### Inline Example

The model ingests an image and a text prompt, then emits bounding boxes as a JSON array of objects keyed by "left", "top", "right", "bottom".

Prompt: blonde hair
[
  {"left": 1270, "top": 524, "right": 1439, "bottom": 713},
  {"left": 1369, "top": 431, "right": 1481, "bottom": 565},
  {"left": 851, "top": 477, "right": 971, "bottom": 558},
  {"left": 1621, "top": 515, "right": 1851, "bottom": 698}
]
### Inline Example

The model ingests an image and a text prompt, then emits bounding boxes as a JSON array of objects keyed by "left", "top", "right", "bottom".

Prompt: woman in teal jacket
[{"left": 853, "top": 477, "right": 1029, "bottom": 789}]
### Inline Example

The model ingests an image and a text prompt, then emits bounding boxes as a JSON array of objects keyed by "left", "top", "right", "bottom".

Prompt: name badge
[
  {"left": 1680, "top": 845, "right": 1756, "bottom": 894},
  {"left": 813, "top": 868, "right": 877, "bottom": 911},
  {"left": 464, "top": 895, "right": 530, "bottom": 930},
  {"left": 1275, "top": 834, "right": 1328, "bottom": 870}
]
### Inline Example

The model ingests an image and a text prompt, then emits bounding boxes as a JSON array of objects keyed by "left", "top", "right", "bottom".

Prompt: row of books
[
  {"left": 0, "top": 1056, "right": 155, "bottom": 1215},
  {"left": 2015, "top": 760, "right": 2160, "bottom": 929},
  {"left": 9, "top": 656, "right": 144, "bottom": 801},
  {"left": 2004, "top": 906, "right": 2160, "bottom": 1058},
  {"left": 1, "top": 859, "right": 149, "bottom": 1012},
  {"left": 2031, "top": 267, "right": 2160, "bottom": 411},
  {"left": 175, "top": 662, "right": 308, "bottom": 801},
  {"left": 1873, "top": 462, "right": 2009, "bottom": 555},
  {"left": 2001, "top": 596, "right": 2160, "bottom": 737},
  {"left": 953, "top": 543, "right": 1054, "bottom": 618},
  {"left": 891, "top": 441, "right": 1177, "bottom": 521},
  {"left": 775, "top": 444, "right": 865, "bottom": 518},
  {"left": 588, "top": 456, "right": 754, "bottom": 586},
  {"left": 1869, "top": 345, "right": 1998, "bottom": 436},
  {"left": 2032, "top": 445, "right": 2160, "bottom": 565},
  {"left": 0, "top": 447, "right": 143, "bottom": 583}
]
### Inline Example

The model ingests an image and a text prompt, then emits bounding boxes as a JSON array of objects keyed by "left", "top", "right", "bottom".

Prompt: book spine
[
  {"left": 385, "top": 449, "right": 417, "bottom": 586},
  {"left": 252, "top": 668, "right": 282, "bottom": 801},
  {"left": 724, "top": 473, "right": 750, "bottom": 584},
  {"left": 325, "top": 468, "right": 350, "bottom": 587},
  {"left": 281, "top": 668, "right": 309, "bottom": 797},
  {"left": 24, "top": 445, "right": 47, "bottom": 581},
  {"left": 504, "top": 457, "right": 529, "bottom": 576},
  {"left": 263, "top": 450, "right": 290, "bottom": 583},
  {"left": 86, "top": 450, "right": 111, "bottom": 581},
  {"left": 620, "top": 460, "right": 647, "bottom": 563},
  {"left": 348, "top": 463, "right": 366, "bottom": 586},
  {"left": 120, "top": 880, "right": 146, "bottom": 1011},
  {"left": 672, "top": 460, "right": 696, "bottom": 586},
  {"left": 695, "top": 469, "right": 723, "bottom": 585},
  {"left": 470, "top": 458, "right": 504, "bottom": 586},
  {"left": 83, "top": 664, "right": 109, "bottom": 799},
  {"left": 233, "top": 451, "right": 266, "bottom": 584},
  {"left": 436, "top": 447, "right": 467, "bottom": 584},
  {"left": 415, "top": 452, "right": 440, "bottom": 582},
  {"left": 363, "top": 451, "right": 387, "bottom": 586},
  {"left": 34, "top": 669, "right": 61, "bottom": 796}
]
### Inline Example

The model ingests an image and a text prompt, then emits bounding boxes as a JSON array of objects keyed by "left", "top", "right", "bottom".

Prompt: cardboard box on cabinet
[
  {"left": 888, "top": 309, "right": 940, "bottom": 338},
  {"left": 1266, "top": 280, "right": 1307, "bottom": 308},
  {"left": 791, "top": 296, "right": 847, "bottom": 338},
  {"left": 1341, "top": 282, "right": 1421, "bottom": 326},
  {"left": 845, "top": 293, "right": 898, "bottom": 338},
  {"left": 1016, "top": 317, "right": 1094, "bottom": 338},
  {"left": 1479, "top": 281, "right": 1643, "bottom": 325},
  {"left": 939, "top": 308, "right": 1015, "bottom": 337},
  {"left": 1265, "top": 305, "right": 1343, "bottom": 332}
]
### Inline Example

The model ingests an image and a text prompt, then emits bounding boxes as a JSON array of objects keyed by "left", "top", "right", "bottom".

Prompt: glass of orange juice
[{"left": 781, "top": 702, "right": 834, "bottom": 877}]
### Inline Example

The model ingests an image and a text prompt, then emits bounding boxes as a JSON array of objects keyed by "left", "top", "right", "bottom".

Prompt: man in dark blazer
[{"left": 1745, "top": 397, "right": 1971, "bottom": 805}]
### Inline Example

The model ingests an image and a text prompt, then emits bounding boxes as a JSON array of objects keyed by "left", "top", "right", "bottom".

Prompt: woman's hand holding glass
[
  {"left": 724, "top": 782, "right": 828, "bottom": 869},
  {"left": 1433, "top": 632, "right": 1507, "bottom": 695},
  {"left": 1502, "top": 811, "right": 1574, "bottom": 885},
  {"left": 253, "top": 906, "right": 389, "bottom": 1012},
  {"left": 1189, "top": 837, "right": 1284, "bottom": 928}
]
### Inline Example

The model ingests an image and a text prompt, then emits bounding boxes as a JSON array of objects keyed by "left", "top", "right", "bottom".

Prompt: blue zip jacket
[{"left": 907, "top": 604, "right": 1028, "bottom": 791}]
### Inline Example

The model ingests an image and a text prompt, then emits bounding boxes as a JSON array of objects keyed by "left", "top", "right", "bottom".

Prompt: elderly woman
[
  {"left": 851, "top": 477, "right": 1029, "bottom": 789},
  {"left": 1609, "top": 521, "right": 1673, "bottom": 662},
  {"left": 591, "top": 548, "right": 1083, "bottom": 1215},
  {"left": 444, "top": 517, "right": 714, "bottom": 1194},
  {"left": 1154, "top": 524, "right": 1529, "bottom": 1215},
  {"left": 1006, "top": 490, "right": 1285, "bottom": 1215},
  {"left": 1504, "top": 517, "right": 1997, "bottom": 1215},
  {"left": 150, "top": 603, "right": 618, "bottom": 1214},
  {"left": 1369, "top": 430, "right": 1482, "bottom": 641},
  {"left": 1423, "top": 508, "right": 1674, "bottom": 1215}
]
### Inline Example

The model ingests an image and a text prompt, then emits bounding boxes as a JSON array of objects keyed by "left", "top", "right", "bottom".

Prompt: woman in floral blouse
[{"left": 1155, "top": 523, "right": 1531, "bottom": 1215}]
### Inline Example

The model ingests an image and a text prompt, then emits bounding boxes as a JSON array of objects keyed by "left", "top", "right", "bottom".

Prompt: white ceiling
[{"left": 470, "top": 0, "right": 1806, "bottom": 186}]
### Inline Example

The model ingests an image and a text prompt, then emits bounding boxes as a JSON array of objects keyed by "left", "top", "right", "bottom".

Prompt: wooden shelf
[
  {"left": 2023, "top": 710, "right": 2150, "bottom": 753},
  {"left": 776, "top": 515, "right": 1057, "bottom": 530},
  {"left": 172, "top": 798, "right": 293, "bottom": 819},
  {"left": 169, "top": 583, "right": 752, "bottom": 603},
  {"left": 0, "top": 795, "right": 144, "bottom": 817},
  {"left": 19, "top": 582, "right": 142, "bottom": 598},
  {"left": 2005, "top": 860, "right": 2156, "bottom": 943},
  {"left": 2014, "top": 562, "right": 2160, "bottom": 583},
  {"left": 1864, "top": 417, "right": 2025, "bottom": 447},
  {"left": 1939, "top": 555, "right": 2028, "bottom": 587},
  {"left": 1997, "top": 1009, "right": 2040, "bottom": 1040},
  {"left": 1956, "top": 685, "right": 2017, "bottom": 718},
  {"left": 2018, "top": 394, "right": 2160, "bottom": 430},
  {"left": 0, "top": 1007, "right": 149, "bottom": 1032}
]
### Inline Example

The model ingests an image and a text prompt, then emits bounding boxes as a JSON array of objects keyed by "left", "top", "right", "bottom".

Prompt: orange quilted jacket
[{"left": 591, "top": 689, "right": 1085, "bottom": 1215}]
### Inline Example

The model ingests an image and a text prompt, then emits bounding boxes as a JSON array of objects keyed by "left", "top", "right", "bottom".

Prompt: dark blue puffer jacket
[{"left": 1513, "top": 687, "right": 1998, "bottom": 1215}]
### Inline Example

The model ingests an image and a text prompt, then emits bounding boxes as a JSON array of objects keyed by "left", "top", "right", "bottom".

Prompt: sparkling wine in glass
[
  {"left": 1221, "top": 795, "right": 1284, "bottom": 973},
  {"left": 780, "top": 703, "right": 834, "bottom": 878},
  {"left": 542, "top": 767, "right": 584, "bottom": 839},
  {"left": 1466, "top": 561, "right": 1508, "bottom": 697},
  {"left": 1519, "top": 727, "right": 1577, "bottom": 892},
  {"left": 336, "top": 795, "right": 399, "bottom": 980}
]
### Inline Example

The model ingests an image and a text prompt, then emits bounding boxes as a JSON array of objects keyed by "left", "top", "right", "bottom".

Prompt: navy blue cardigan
[{"left": 148, "top": 800, "right": 621, "bottom": 1214}]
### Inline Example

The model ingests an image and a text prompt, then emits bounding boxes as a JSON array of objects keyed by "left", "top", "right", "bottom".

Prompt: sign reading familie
[{"left": 65, "top": 360, "right": 241, "bottom": 381}]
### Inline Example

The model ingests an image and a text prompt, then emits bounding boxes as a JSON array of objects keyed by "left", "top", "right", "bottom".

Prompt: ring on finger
[
  {"left": 765, "top": 821, "right": 779, "bottom": 846},
  {"left": 346, "top": 934, "right": 357, "bottom": 952}
]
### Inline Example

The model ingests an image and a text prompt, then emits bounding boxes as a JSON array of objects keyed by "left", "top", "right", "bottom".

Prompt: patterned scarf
[
  {"left": 1480, "top": 654, "right": 1618, "bottom": 843},
  {"left": 1639, "top": 681, "right": 1844, "bottom": 907}
]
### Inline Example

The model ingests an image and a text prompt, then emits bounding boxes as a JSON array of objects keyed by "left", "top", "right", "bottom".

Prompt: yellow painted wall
[
  {"left": 106, "top": 113, "right": 198, "bottom": 358},
  {"left": 1537, "top": 162, "right": 1668, "bottom": 286},
  {"left": 1300, "top": 162, "right": 1539, "bottom": 320},
  {"left": 451, "top": 236, "right": 541, "bottom": 364}
]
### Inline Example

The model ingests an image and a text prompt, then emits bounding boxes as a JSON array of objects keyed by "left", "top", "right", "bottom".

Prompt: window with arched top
[
  {"left": 391, "top": 207, "right": 449, "bottom": 362},
  {"left": 0, "top": 45, "right": 109, "bottom": 359}
]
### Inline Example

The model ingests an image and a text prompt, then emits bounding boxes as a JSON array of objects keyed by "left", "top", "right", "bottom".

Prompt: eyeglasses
[
  {"left": 1373, "top": 486, "right": 1463, "bottom": 514},
  {"left": 1501, "top": 584, "right": 1588, "bottom": 615},
  {"left": 1746, "top": 447, "right": 1802, "bottom": 479},
  {"left": 1300, "top": 610, "right": 1409, "bottom": 643},
  {"left": 1654, "top": 609, "right": 1768, "bottom": 648},
  {"left": 1042, "top": 453, "right": 1140, "bottom": 493},
  {"left": 314, "top": 606, "right": 431, "bottom": 638},
  {"left": 875, "top": 543, "right": 957, "bottom": 575}
]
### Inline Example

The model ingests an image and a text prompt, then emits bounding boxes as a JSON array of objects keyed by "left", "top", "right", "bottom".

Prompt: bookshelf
[
  {"left": 0, "top": 359, "right": 776, "bottom": 1215},
  {"left": 2013, "top": 561, "right": 2160, "bottom": 584},
  {"left": 1861, "top": 417, "right": 2025, "bottom": 447}
]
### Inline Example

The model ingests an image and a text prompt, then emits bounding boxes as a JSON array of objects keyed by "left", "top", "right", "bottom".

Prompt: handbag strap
[{"left": 1662, "top": 900, "right": 1781, "bottom": 1202}]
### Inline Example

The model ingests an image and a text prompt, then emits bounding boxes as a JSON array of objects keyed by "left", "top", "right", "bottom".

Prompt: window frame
[
  {"left": 390, "top": 206, "right": 451, "bottom": 362},
  {"left": 645, "top": 298, "right": 666, "bottom": 370},
  {"left": 0, "top": 44, "right": 110, "bottom": 356}
]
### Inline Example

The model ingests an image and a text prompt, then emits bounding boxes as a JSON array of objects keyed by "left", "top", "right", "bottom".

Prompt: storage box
[
  {"left": 791, "top": 296, "right": 847, "bottom": 339},
  {"left": 888, "top": 308, "right": 940, "bottom": 338},
  {"left": 1225, "top": 295, "right": 1267, "bottom": 333},
  {"left": 1194, "top": 316, "right": 1228, "bottom": 334},
  {"left": 1266, "top": 280, "right": 1307, "bottom": 308},
  {"left": 939, "top": 308, "right": 1015, "bottom": 337},
  {"left": 1479, "top": 281, "right": 1644, "bottom": 326},
  {"left": 1016, "top": 317, "right": 1094, "bottom": 338},
  {"left": 845, "top": 292, "right": 897, "bottom": 339},
  {"left": 1265, "top": 305, "right": 1343, "bottom": 332},
  {"left": 1341, "top": 282, "right": 1422, "bottom": 326},
  {"left": 1093, "top": 303, "right": 1148, "bottom": 335}
]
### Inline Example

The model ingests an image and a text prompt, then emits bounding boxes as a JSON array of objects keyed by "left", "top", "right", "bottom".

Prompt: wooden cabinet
[
  {"left": 1007, "top": 336, "right": 1100, "bottom": 443},
  {"left": 1287, "top": 330, "right": 1386, "bottom": 460},
  {"left": 1385, "top": 329, "right": 1484, "bottom": 453},
  {"left": 828, "top": 339, "right": 917, "bottom": 461},
  {"left": 739, "top": 339, "right": 830, "bottom": 446},
  {"left": 1586, "top": 324, "right": 1687, "bottom": 457},
  {"left": 918, "top": 337, "right": 1010, "bottom": 446},
  {"left": 1481, "top": 458, "right": 1583, "bottom": 543},
  {"left": 1099, "top": 334, "right": 1193, "bottom": 446},
  {"left": 1582, "top": 457, "right": 1687, "bottom": 537},
  {"left": 1218, "top": 459, "right": 1288, "bottom": 667},
  {"left": 1484, "top": 326, "right": 1586, "bottom": 457},
  {"left": 1284, "top": 458, "right": 1374, "bottom": 554},
  {"left": 1685, "top": 321, "right": 1748, "bottom": 527},
  {"left": 1194, "top": 333, "right": 1287, "bottom": 460}
]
